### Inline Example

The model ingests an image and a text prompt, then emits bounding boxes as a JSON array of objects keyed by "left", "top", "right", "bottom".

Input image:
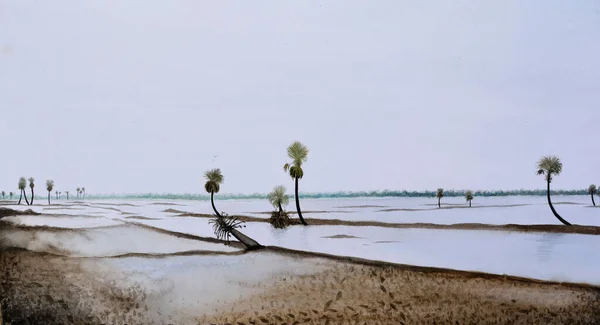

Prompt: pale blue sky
[{"left": 0, "top": 1, "right": 599, "bottom": 194}]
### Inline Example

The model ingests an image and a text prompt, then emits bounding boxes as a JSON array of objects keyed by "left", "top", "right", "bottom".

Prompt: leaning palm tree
[
  {"left": 588, "top": 184, "right": 597, "bottom": 207},
  {"left": 267, "top": 185, "right": 290, "bottom": 228},
  {"left": 283, "top": 141, "right": 309, "bottom": 226},
  {"left": 46, "top": 180, "right": 55, "bottom": 205},
  {"left": 465, "top": 190, "right": 474, "bottom": 207},
  {"left": 203, "top": 168, "right": 261, "bottom": 249},
  {"left": 28, "top": 177, "right": 35, "bottom": 205},
  {"left": 18, "top": 177, "right": 29, "bottom": 205},
  {"left": 537, "top": 155, "right": 571, "bottom": 225},
  {"left": 436, "top": 188, "right": 444, "bottom": 208}
]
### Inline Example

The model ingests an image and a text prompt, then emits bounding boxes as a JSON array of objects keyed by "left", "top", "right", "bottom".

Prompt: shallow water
[
  {"left": 241, "top": 223, "right": 600, "bottom": 285},
  {"left": 0, "top": 224, "right": 240, "bottom": 257},
  {"left": 3, "top": 196, "right": 600, "bottom": 284}
]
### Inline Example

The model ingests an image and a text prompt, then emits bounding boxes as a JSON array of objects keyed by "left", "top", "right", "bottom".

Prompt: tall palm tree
[
  {"left": 267, "top": 185, "right": 290, "bottom": 228},
  {"left": 283, "top": 141, "right": 309, "bottom": 226},
  {"left": 436, "top": 188, "right": 444, "bottom": 208},
  {"left": 76, "top": 187, "right": 81, "bottom": 199},
  {"left": 1, "top": 191, "right": 5, "bottom": 200},
  {"left": 9, "top": 192, "right": 13, "bottom": 200},
  {"left": 588, "top": 184, "right": 597, "bottom": 207},
  {"left": 537, "top": 155, "right": 571, "bottom": 226},
  {"left": 204, "top": 168, "right": 224, "bottom": 216},
  {"left": 55, "top": 190, "right": 59, "bottom": 200},
  {"left": 82, "top": 187, "right": 86, "bottom": 199},
  {"left": 465, "top": 190, "right": 474, "bottom": 207},
  {"left": 65, "top": 191, "right": 70, "bottom": 200},
  {"left": 28, "top": 177, "right": 35, "bottom": 205},
  {"left": 18, "top": 177, "right": 29, "bottom": 205},
  {"left": 46, "top": 180, "right": 55, "bottom": 205}
]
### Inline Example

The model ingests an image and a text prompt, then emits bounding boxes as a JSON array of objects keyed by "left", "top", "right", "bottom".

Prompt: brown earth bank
[
  {"left": 1, "top": 247, "right": 600, "bottom": 325},
  {"left": 179, "top": 212, "right": 600, "bottom": 236}
]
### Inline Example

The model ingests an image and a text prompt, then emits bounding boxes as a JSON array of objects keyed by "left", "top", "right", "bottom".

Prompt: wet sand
[{"left": 2, "top": 247, "right": 599, "bottom": 325}]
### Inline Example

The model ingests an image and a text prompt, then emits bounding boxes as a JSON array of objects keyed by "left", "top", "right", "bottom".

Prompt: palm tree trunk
[
  {"left": 48, "top": 192, "right": 51, "bottom": 205},
  {"left": 547, "top": 181, "right": 571, "bottom": 226},
  {"left": 230, "top": 228, "right": 262, "bottom": 250},
  {"left": 592, "top": 194, "right": 596, "bottom": 207},
  {"left": 210, "top": 191, "right": 221, "bottom": 217},
  {"left": 18, "top": 190, "right": 22, "bottom": 205},
  {"left": 23, "top": 189, "right": 30, "bottom": 205},
  {"left": 469, "top": 200, "right": 472, "bottom": 207},
  {"left": 438, "top": 197, "right": 441, "bottom": 208},
  {"left": 278, "top": 203, "right": 283, "bottom": 214},
  {"left": 294, "top": 177, "right": 308, "bottom": 226},
  {"left": 30, "top": 188, "right": 34, "bottom": 205}
]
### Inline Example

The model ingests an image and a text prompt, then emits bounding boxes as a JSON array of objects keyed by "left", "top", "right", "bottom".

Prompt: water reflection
[{"left": 535, "top": 233, "right": 566, "bottom": 263}]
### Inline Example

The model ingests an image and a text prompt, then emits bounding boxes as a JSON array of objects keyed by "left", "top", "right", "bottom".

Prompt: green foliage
[
  {"left": 1, "top": 191, "right": 5, "bottom": 198},
  {"left": 537, "top": 155, "right": 562, "bottom": 183},
  {"left": 204, "top": 168, "right": 224, "bottom": 193},
  {"left": 283, "top": 141, "right": 308, "bottom": 179},
  {"left": 208, "top": 213, "right": 245, "bottom": 244},
  {"left": 436, "top": 188, "right": 444, "bottom": 199},
  {"left": 287, "top": 141, "right": 309, "bottom": 164},
  {"left": 269, "top": 210, "right": 290, "bottom": 229},
  {"left": 267, "top": 185, "right": 289, "bottom": 209},
  {"left": 465, "top": 190, "right": 474, "bottom": 202},
  {"left": 46, "top": 180, "right": 54, "bottom": 192},
  {"left": 28, "top": 177, "right": 35, "bottom": 189},
  {"left": 589, "top": 184, "right": 597, "bottom": 195},
  {"left": 18, "top": 177, "right": 27, "bottom": 190}
]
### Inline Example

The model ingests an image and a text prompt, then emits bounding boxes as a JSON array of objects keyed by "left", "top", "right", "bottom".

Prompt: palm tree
[
  {"left": 28, "top": 177, "right": 35, "bottom": 205},
  {"left": 9, "top": 192, "right": 13, "bottom": 200},
  {"left": 46, "top": 180, "right": 55, "bottom": 205},
  {"left": 203, "top": 168, "right": 261, "bottom": 249},
  {"left": 204, "top": 168, "right": 224, "bottom": 216},
  {"left": 267, "top": 185, "right": 290, "bottom": 228},
  {"left": 588, "top": 184, "right": 597, "bottom": 207},
  {"left": 465, "top": 190, "right": 474, "bottom": 207},
  {"left": 1, "top": 191, "right": 5, "bottom": 200},
  {"left": 82, "top": 187, "right": 86, "bottom": 199},
  {"left": 18, "top": 177, "right": 29, "bottom": 205},
  {"left": 436, "top": 188, "right": 444, "bottom": 208},
  {"left": 65, "top": 191, "right": 70, "bottom": 200},
  {"left": 76, "top": 187, "right": 81, "bottom": 199},
  {"left": 537, "top": 155, "right": 571, "bottom": 226},
  {"left": 55, "top": 190, "right": 59, "bottom": 200},
  {"left": 283, "top": 141, "right": 309, "bottom": 226}
]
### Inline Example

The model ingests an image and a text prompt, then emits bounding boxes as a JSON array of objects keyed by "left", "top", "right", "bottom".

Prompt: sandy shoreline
[{"left": 2, "top": 247, "right": 599, "bottom": 325}]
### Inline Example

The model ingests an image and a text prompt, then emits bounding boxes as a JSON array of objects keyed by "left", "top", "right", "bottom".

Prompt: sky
[{"left": 0, "top": 0, "right": 599, "bottom": 195}]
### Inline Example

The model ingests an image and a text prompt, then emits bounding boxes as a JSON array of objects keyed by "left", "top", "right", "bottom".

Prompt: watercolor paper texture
[{"left": 1, "top": 1, "right": 600, "bottom": 324}]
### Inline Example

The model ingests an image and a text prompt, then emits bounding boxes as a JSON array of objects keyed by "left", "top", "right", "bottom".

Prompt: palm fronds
[
  {"left": 537, "top": 155, "right": 562, "bottom": 182},
  {"left": 436, "top": 188, "right": 444, "bottom": 198},
  {"left": 267, "top": 185, "right": 289, "bottom": 209},
  {"left": 287, "top": 141, "right": 309, "bottom": 164},
  {"left": 18, "top": 177, "right": 27, "bottom": 190},
  {"left": 465, "top": 190, "right": 474, "bottom": 202},
  {"left": 208, "top": 212, "right": 245, "bottom": 244},
  {"left": 46, "top": 180, "right": 54, "bottom": 192},
  {"left": 588, "top": 184, "right": 597, "bottom": 195},
  {"left": 270, "top": 210, "right": 290, "bottom": 229}
]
